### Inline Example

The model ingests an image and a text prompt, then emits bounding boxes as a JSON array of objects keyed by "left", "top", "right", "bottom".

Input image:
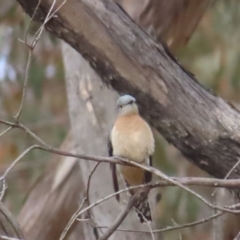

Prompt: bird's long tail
[{"left": 134, "top": 193, "right": 152, "bottom": 223}]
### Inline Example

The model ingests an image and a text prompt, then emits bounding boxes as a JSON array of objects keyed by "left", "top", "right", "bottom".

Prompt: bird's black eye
[
  {"left": 129, "top": 100, "right": 134, "bottom": 104},
  {"left": 119, "top": 105, "right": 123, "bottom": 108}
]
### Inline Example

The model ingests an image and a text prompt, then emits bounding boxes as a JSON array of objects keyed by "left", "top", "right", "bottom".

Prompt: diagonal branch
[{"left": 98, "top": 192, "right": 140, "bottom": 240}]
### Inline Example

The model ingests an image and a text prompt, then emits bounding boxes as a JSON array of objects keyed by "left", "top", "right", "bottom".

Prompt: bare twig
[
  {"left": 86, "top": 163, "right": 101, "bottom": 203},
  {"left": 212, "top": 157, "right": 240, "bottom": 197},
  {"left": 13, "top": 50, "right": 33, "bottom": 120},
  {"left": 32, "top": 0, "right": 67, "bottom": 47},
  {"left": 0, "top": 145, "right": 38, "bottom": 181},
  {"left": 98, "top": 192, "right": 140, "bottom": 240},
  {"left": 59, "top": 185, "right": 144, "bottom": 240},
  {"left": 15, "top": 0, "right": 41, "bottom": 120},
  {"left": 59, "top": 197, "right": 87, "bottom": 240},
  {"left": 15, "top": 0, "right": 67, "bottom": 120},
  {"left": 96, "top": 211, "right": 223, "bottom": 234},
  {"left": 18, "top": 0, "right": 41, "bottom": 45},
  {"left": 86, "top": 162, "right": 102, "bottom": 236},
  {"left": 120, "top": 161, "right": 240, "bottom": 214},
  {"left": 0, "top": 127, "right": 12, "bottom": 138},
  {"left": 135, "top": 208, "right": 155, "bottom": 240},
  {"left": 171, "top": 219, "right": 182, "bottom": 240},
  {"left": 0, "top": 145, "right": 38, "bottom": 197}
]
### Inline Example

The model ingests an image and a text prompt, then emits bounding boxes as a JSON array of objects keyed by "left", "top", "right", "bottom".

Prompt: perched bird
[{"left": 108, "top": 95, "right": 155, "bottom": 223}]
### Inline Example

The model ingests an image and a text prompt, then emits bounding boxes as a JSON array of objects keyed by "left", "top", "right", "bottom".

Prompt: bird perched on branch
[{"left": 108, "top": 95, "right": 155, "bottom": 223}]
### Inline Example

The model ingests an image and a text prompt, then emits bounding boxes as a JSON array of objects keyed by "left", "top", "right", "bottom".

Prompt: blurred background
[{"left": 0, "top": 0, "right": 240, "bottom": 239}]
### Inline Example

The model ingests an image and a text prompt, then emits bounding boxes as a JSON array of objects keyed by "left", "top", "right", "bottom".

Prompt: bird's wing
[
  {"left": 144, "top": 155, "right": 152, "bottom": 183},
  {"left": 108, "top": 138, "right": 120, "bottom": 201}
]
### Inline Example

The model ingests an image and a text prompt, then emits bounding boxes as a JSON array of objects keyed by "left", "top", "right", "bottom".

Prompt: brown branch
[
  {"left": 85, "top": 162, "right": 102, "bottom": 237},
  {"left": 0, "top": 127, "right": 12, "bottom": 138},
  {"left": 98, "top": 192, "right": 140, "bottom": 240},
  {"left": 0, "top": 202, "right": 25, "bottom": 240},
  {"left": 96, "top": 211, "right": 223, "bottom": 234}
]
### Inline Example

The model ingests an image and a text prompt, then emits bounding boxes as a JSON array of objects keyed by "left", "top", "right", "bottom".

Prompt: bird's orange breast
[{"left": 111, "top": 113, "right": 154, "bottom": 162}]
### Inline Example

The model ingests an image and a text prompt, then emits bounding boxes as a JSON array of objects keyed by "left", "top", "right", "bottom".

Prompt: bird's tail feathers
[{"left": 134, "top": 193, "right": 152, "bottom": 223}]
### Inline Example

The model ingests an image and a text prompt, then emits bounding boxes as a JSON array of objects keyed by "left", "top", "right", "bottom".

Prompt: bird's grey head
[{"left": 116, "top": 95, "right": 138, "bottom": 116}]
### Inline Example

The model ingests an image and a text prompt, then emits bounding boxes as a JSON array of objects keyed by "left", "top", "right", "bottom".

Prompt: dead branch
[
  {"left": 98, "top": 192, "right": 141, "bottom": 240},
  {"left": 0, "top": 202, "right": 25, "bottom": 240},
  {"left": 95, "top": 211, "right": 223, "bottom": 234}
]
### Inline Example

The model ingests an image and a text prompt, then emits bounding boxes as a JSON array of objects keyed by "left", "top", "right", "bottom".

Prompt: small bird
[{"left": 108, "top": 94, "right": 155, "bottom": 223}]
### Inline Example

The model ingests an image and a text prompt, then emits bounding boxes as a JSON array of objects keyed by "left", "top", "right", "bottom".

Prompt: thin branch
[
  {"left": 13, "top": 49, "right": 32, "bottom": 120},
  {"left": 15, "top": 0, "right": 41, "bottom": 120},
  {"left": 18, "top": 0, "right": 41, "bottom": 46},
  {"left": 15, "top": 0, "right": 67, "bottom": 120},
  {"left": 86, "top": 162, "right": 102, "bottom": 236},
  {"left": 135, "top": 208, "right": 155, "bottom": 240},
  {"left": 0, "top": 127, "right": 12, "bottom": 138},
  {"left": 0, "top": 145, "right": 38, "bottom": 197},
  {"left": 96, "top": 211, "right": 223, "bottom": 234},
  {"left": 59, "top": 185, "right": 144, "bottom": 240},
  {"left": 108, "top": 158, "right": 240, "bottom": 214},
  {"left": 86, "top": 163, "right": 101, "bottom": 203},
  {"left": 212, "top": 157, "right": 240, "bottom": 197},
  {"left": 0, "top": 145, "right": 38, "bottom": 181},
  {"left": 59, "top": 197, "right": 87, "bottom": 240},
  {"left": 98, "top": 192, "right": 140, "bottom": 240},
  {"left": 61, "top": 162, "right": 102, "bottom": 240},
  {"left": 32, "top": 0, "right": 67, "bottom": 47}
]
